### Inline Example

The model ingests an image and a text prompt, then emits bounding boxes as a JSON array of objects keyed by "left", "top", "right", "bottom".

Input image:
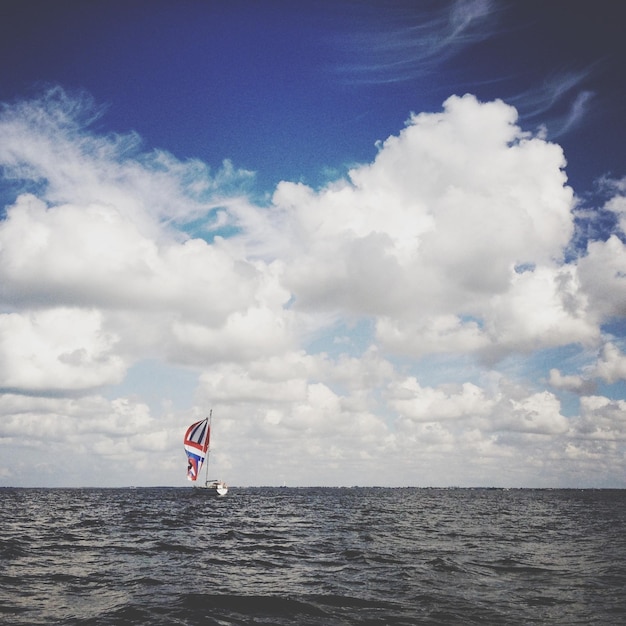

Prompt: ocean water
[{"left": 1, "top": 487, "right": 626, "bottom": 625}]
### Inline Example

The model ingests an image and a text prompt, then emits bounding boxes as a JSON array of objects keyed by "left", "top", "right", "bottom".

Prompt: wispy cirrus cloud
[
  {"left": 333, "top": 0, "right": 498, "bottom": 84},
  {"left": 509, "top": 68, "right": 598, "bottom": 139},
  {"left": 0, "top": 87, "right": 254, "bottom": 228}
]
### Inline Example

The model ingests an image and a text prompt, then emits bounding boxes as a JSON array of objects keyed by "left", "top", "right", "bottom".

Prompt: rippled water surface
[{"left": 1, "top": 487, "right": 626, "bottom": 624}]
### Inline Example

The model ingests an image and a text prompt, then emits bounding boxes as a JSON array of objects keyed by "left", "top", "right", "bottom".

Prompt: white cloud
[
  {"left": 0, "top": 308, "right": 125, "bottom": 392},
  {"left": 548, "top": 368, "right": 595, "bottom": 394},
  {"left": 495, "top": 391, "right": 569, "bottom": 435},
  {"left": 376, "top": 315, "right": 488, "bottom": 358},
  {"left": 599, "top": 176, "right": 626, "bottom": 236},
  {"left": 482, "top": 265, "right": 597, "bottom": 358},
  {"left": 510, "top": 69, "right": 596, "bottom": 140},
  {"left": 577, "top": 235, "right": 626, "bottom": 319},
  {"left": 547, "top": 340, "right": 626, "bottom": 395},
  {"left": 0, "top": 87, "right": 253, "bottom": 227},
  {"left": 334, "top": 0, "right": 497, "bottom": 84},
  {"left": 0, "top": 194, "right": 267, "bottom": 320},
  {"left": 387, "top": 377, "right": 492, "bottom": 421},
  {"left": 1, "top": 89, "right": 626, "bottom": 487},
  {"left": 0, "top": 392, "right": 179, "bottom": 486},
  {"left": 592, "top": 342, "right": 626, "bottom": 384},
  {"left": 571, "top": 395, "right": 626, "bottom": 441},
  {"left": 255, "top": 94, "right": 587, "bottom": 359}
]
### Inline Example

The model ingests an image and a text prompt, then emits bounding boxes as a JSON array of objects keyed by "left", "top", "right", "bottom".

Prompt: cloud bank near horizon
[{"left": 1, "top": 88, "right": 625, "bottom": 487}]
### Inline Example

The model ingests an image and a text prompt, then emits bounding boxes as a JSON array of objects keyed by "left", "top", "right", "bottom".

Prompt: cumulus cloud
[
  {"left": 602, "top": 176, "right": 626, "bottom": 235},
  {"left": 0, "top": 308, "right": 125, "bottom": 393},
  {"left": 0, "top": 392, "right": 177, "bottom": 485},
  {"left": 571, "top": 395, "right": 626, "bottom": 441},
  {"left": 548, "top": 368, "right": 596, "bottom": 395},
  {"left": 1, "top": 88, "right": 626, "bottom": 487},
  {"left": 592, "top": 342, "right": 626, "bottom": 384},
  {"left": 548, "top": 340, "right": 626, "bottom": 396},
  {"left": 577, "top": 236, "right": 626, "bottom": 319},
  {"left": 387, "top": 378, "right": 492, "bottom": 422},
  {"left": 495, "top": 391, "right": 569, "bottom": 435},
  {"left": 250, "top": 94, "right": 590, "bottom": 361}
]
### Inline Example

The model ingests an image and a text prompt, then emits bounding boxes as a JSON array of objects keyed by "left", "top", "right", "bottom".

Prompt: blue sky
[{"left": 0, "top": 0, "right": 625, "bottom": 487}]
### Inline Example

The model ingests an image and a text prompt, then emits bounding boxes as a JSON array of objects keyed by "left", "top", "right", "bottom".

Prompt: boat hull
[{"left": 196, "top": 480, "right": 228, "bottom": 496}]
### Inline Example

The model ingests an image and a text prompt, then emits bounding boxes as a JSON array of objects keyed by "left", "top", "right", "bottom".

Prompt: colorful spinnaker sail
[{"left": 184, "top": 418, "right": 210, "bottom": 482}]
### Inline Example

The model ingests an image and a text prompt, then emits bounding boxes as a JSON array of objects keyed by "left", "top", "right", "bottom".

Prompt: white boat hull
[{"left": 197, "top": 480, "right": 228, "bottom": 496}]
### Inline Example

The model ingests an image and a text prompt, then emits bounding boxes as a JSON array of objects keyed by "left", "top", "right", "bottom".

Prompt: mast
[{"left": 205, "top": 409, "right": 212, "bottom": 486}]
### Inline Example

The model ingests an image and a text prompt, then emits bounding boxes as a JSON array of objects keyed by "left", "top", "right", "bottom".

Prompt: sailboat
[{"left": 184, "top": 410, "right": 228, "bottom": 496}]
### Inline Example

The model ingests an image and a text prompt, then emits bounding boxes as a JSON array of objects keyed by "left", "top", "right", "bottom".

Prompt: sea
[{"left": 1, "top": 487, "right": 626, "bottom": 625}]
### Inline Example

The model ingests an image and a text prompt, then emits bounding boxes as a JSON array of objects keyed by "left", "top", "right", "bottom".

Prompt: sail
[{"left": 184, "top": 418, "right": 210, "bottom": 482}]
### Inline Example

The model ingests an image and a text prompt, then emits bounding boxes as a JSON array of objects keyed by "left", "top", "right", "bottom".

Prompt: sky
[{"left": 0, "top": 0, "right": 625, "bottom": 488}]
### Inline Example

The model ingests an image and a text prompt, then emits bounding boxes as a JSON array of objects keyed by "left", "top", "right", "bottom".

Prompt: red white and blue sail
[{"left": 184, "top": 418, "right": 210, "bottom": 482}]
